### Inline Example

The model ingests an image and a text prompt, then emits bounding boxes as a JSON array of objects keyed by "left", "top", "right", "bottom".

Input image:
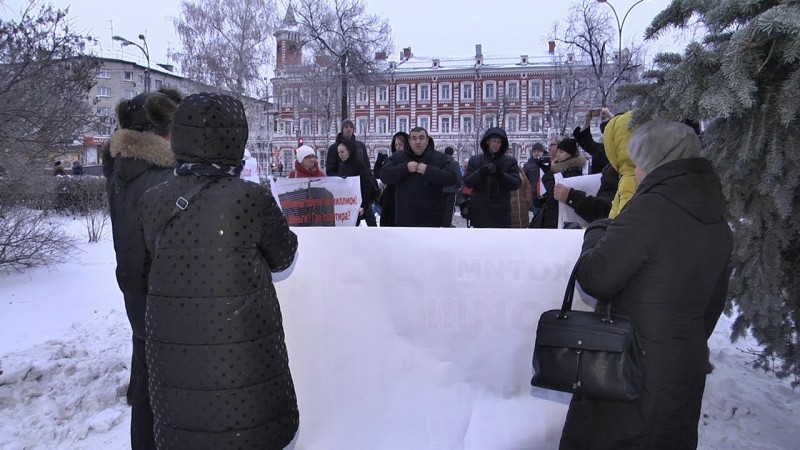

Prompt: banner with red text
[{"left": 273, "top": 176, "right": 362, "bottom": 226}]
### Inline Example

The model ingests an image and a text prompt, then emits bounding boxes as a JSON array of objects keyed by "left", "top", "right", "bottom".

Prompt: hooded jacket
[
  {"left": 106, "top": 128, "right": 175, "bottom": 339},
  {"left": 603, "top": 111, "right": 637, "bottom": 218},
  {"left": 326, "top": 132, "right": 369, "bottom": 175},
  {"left": 561, "top": 158, "right": 733, "bottom": 450},
  {"left": 136, "top": 93, "right": 299, "bottom": 449},
  {"left": 379, "top": 137, "right": 459, "bottom": 227},
  {"left": 376, "top": 132, "right": 410, "bottom": 226},
  {"left": 463, "top": 127, "right": 522, "bottom": 228}
]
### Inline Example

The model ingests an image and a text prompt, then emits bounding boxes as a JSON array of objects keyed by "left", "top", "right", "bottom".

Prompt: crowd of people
[{"left": 102, "top": 86, "right": 733, "bottom": 450}]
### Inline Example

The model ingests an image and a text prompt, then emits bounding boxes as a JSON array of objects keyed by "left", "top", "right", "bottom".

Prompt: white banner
[
  {"left": 273, "top": 177, "right": 362, "bottom": 227},
  {"left": 241, "top": 153, "right": 261, "bottom": 184},
  {"left": 275, "top": 228, "right": 591, "bottom": 449},
  {"left": 554, "top": 173, "right": 602, "bottom": 229}
]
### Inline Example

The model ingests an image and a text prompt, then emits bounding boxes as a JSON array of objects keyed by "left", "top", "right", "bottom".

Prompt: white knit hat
[{"left": 296, "top": 145, "right": 316, "bottom": 164}]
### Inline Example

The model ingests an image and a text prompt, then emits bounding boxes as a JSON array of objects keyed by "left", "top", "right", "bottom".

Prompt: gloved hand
[{"left": 481, "top": 163, "right": 497, "bottom": 175}]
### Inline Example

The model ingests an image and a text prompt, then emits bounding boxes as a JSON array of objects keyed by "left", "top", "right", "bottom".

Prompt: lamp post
[
  {"left": 113, "top": 34, "right": 151, "bottom": 92},
  {"left": 596, "top": 0, "right": 646, "bottom": 80}
]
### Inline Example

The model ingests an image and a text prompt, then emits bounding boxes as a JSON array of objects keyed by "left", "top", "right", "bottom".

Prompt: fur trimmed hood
[
  {"left": 109, "top": 129, "right": 174, "bottom": 168},
  {"left": 551, "top": 155, "right": 587, "bottom": 175}
]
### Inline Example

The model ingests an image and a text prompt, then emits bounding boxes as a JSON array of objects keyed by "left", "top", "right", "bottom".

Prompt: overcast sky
[{"left": 4, "top": 0, "right": 698, "bottom": 68}]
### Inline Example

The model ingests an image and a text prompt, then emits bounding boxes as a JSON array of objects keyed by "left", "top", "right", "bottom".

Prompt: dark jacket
[
  {"left": 336, "top": 144, "right": 376, "bottom": 209},
  {"left": 376, "top": 132, "right": 409, "bottom": 227},
  {"left": 106, "top": 129, "right": 175, "bottom": 339},
  {"left": 136, "top": 93, "right": 299, "bottom": 449},
  {"left": 561, "top": 158, "right": 733, "bottom": 450},
  {"left": 463, "top": 127, "right": 522, "bottom": 228},
  {"left": 530, "top": 155, "right": 586, "bottom": 229},
  {"left": 573, "top": 125, "right": 609, "bottom": 175},
  {"left": 326, "top": 132, "right": 368, "bottom": 175},
  {"left": 379, "top": 144, "right": 459, "bottom": 227},
  {"left": 564, "top": 163, "right": 618, "bottom": 223}
]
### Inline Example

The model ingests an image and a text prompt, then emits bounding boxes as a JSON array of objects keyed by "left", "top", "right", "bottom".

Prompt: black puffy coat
[
  {"left": 106, "top": 129, "right": 175, "bottom": 339},
  {"left": 336, "top": 149, "right": 376, "bottom": 209},
  {"left": 463, "top": 127, "right": 521, "bottom": 228},
  {"left": 560, "top": 158, "right": 733, "bottom": 450},
  {"left": 531, "top": 155, "right": 586, "bottom": 229},
  {"left": 136, "top": 93, "right": 299, "bottom": 449},
  {"left": 379, "top": 145, "right": 459, "bottom": 227},
  {"left": 326, "top": 132, "right": 368, "bottom": 175}
]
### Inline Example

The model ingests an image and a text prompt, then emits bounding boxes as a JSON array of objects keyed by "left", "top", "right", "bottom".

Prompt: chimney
[
  {"left": 475, "top": 44, "right": 483, "bottom": 59},
  {"left": 432, "top": 58, "right": 440, "bottom": 68},
  {"left": 374, "top": 51, "right": 387, "bottom": 60},
  {"left": 548, "top": 40, "right": 556, "bottom": 55},
  {"left": 403, "top": 47, "right": 411, "bottom": 59},
  {"left": 520, "top": 55, "right": 528, "bottom": 65}
]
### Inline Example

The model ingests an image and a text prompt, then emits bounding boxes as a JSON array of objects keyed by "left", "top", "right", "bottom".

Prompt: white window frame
[
  {"left": 461, "top": 115, "right": 474, "bottom": 134},
  {"left": 529, "top": 114, "right": 542, "bottom": 133},
  {"left": 377, "top": 85, "right": 389, "bottom": 103},
  {"left": 397, "top": 116, "right": 409, "bottom": 133},
  {"left": 356, "top": 86, "right": 368, "bottom": 104},
  {"left": 377, "top": 116, "right": 388, "bottom": 134},
  {"left": 397, "top": 84, "right": 409, "bottom": 103},
  {"left": 506, "top": 81, "right": 519, "bottom": 100},
  {"left": 300, "top": 118, "right": 311, "bottom": 136},
  {"left": 418, "top": 83, "right": 431, "bottom": 102},
  {"left": 529, "top": 80, "right": 543, "bottom": 100},
  {"left": 282, "top": 89, "right": 293, "bottom": 106},
  {"left": 440, "top": 115, "right": 451, "bottom": 133},
  {"left": 154, "top": 79, "right": 163, "bottom": 89},
  {"left": 483, "top": 81, "right": 496, "bottom": 100},
  {"left": 417, "top": 115, "right": 430, "bottom": 131},
  {"left": 124, "top": 71, "right": 133, "bottom": 81},
  {"left": 506, "top": 114, "right": 518, "bottom": 132},
  {"left": 483, "top": 115, "right": 495, "bottom": 129},
  {"left": 97, "top": 68, "right": 110, "bottom": 78},
  {"left": 357, "top": 117, "right": 368, "bottom": 135},
  {"left": 461, "top": 82, "right": 474, "bottom": 101},
  {"left": 124, "top": 89, "right": 135, "bottom": 100},
  {"left": 551, "top": 80, "right": 565, "bottom": 100},
  {"left": 318, "top": 118, "right": 330, "bottom": 135},
  {"left": 300, "top": 88, "right": 311, "bottom": 104},
  {"left": 439, "top": 83, "right": 452, "bottom": 102},
  {"left": 96, "top": 86, "right": 110, "bottom": 97}
]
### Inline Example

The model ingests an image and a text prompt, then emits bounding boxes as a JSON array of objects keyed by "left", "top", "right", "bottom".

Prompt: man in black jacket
[
  {"left": 380, "top": 127, "right": 459, "bottom": 227},
  {"left": 326, "top": 119, "right": 376, "bottom": 225},
  {"left": 463, "top": 127, "right": 522, "bottom": 228},
  {"left": 105, "top": 88, "right": 182, "bottom": 450}
]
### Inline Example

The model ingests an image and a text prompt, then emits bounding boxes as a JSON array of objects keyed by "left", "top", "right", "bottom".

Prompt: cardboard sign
[{"left": 273, "top": 177, "right": 362, "bottom": 227}]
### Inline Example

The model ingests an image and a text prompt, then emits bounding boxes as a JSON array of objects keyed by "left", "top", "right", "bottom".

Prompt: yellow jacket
[{"left": 603, "top": 111, "right": 637, "bottom": 218}]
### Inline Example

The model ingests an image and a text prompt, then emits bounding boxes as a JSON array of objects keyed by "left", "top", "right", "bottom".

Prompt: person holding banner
[
  {"left": 135, "top": 93, "right": 300, "bottom": 450},
  {"left": 289, "top": 144, "right": 325, "bottom": 178},
  {"left": 529, "top": 138, "right": 586, "bottom": 228},
  {"left": 334, "top": 139, "right": 377, "bottom": 226},
  {"left": 379, "top": 127, "right": 459, "bottom": 227}
]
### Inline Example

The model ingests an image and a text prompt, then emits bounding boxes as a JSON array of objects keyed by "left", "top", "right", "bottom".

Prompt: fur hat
[
  {"left": 296, "top": 145, "right": 316, "bottom": 163},
  {"left": 341, "top": 119, "right": 355, "bottom": 130},
  {"left": 628, "top": 120, "right": 702, "bottom": 172},
  {"left": 557, "top": 138, "right": 579, "bottom": 157},
  {"left": 531, "top": 142, "right": 545, "bottom": 153},
  {"left": 115, "top": 88, "right": 182, "bottom": 135}
]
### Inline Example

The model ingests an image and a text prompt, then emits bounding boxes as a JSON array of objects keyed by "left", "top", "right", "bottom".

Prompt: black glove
[{"left": 481, "top": 163, "right": 497, "bottom": 175}]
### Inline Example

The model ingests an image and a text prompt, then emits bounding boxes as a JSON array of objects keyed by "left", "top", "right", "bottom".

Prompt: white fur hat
[{"left": 296, "top": 145, "right": 316, "bottom": 164}]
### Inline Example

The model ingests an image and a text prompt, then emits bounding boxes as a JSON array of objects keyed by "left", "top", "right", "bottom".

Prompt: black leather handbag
[{"left": 531, "top": 251, "right": 644, "bottom": 400}]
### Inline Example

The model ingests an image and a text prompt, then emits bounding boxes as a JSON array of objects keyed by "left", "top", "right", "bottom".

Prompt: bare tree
[
  {"left": 170, "top": 0, "right": 277, "bottom": 98},
  {"left": 288, "top": 0, "right": 393, "bottom": 120},
  {"left": 0, "top": 205, "right": 77, "bottom": 273},
  {"left": 551, "top": 0, "right": 642, "bottom": 109},
  {"left": 546, "top": 50, "right": 594, "bottom": 137},
  {"left": 0, "top": 2, "right": 99, "bottom": 166}
]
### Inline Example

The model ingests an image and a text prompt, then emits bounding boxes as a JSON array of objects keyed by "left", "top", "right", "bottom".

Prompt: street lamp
[
  {"left": 113, "top": 34, "right": 151, "bottom": 93},
  {"left": 596, "top": 0, "right": 646, "bottom": 80}
]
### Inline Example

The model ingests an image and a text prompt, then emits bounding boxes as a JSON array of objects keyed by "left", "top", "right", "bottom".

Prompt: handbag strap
[
  {"left": 559, "top": 249, "right": 611, "bottom": 318},
  {"left": 154, "top": 176, "right": 216, "bottom": 250}
]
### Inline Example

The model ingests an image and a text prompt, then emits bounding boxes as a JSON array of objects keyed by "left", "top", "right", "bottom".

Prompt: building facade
[
  {"left": 269, "top": 14, "right": 600, "bottom": 173},
  {"left": 84, "top": 55, "right": 274, "bottom": 176}
]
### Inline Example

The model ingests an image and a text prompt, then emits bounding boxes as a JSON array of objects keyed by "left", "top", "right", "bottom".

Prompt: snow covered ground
[{"left": 0, "top": 217, "right": 798, "bottom": 449}]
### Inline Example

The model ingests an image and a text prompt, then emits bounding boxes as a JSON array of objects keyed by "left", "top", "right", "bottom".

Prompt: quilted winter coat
[
  {"left": 136, "top": 93, "right": 299, "bottom": 449},
  {"left": 603, "top": 111, "right": 637, "bottom": 218}
]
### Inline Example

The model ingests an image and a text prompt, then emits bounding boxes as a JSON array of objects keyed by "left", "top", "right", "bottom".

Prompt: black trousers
[
  {"left": 364, "top": 203, "right": 377, "bottom": 226},
  {"left": 442, "top": 193, "right": 456, "bottom": 227},
  {"left": 129, "top": 336, "right": 156, "bottom": 450}
]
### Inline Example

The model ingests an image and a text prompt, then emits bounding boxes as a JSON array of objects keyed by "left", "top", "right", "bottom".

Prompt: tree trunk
[{"left": 340, "top": 55, "right": 348, "bottom": 121}]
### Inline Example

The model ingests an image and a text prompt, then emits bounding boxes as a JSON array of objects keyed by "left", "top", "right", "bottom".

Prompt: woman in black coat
[
  {"left": 135, "top": 93, "right": 299, "bottom": 450},
  {"left": 377, "top": 132, "right": 409, "bottom": 226},
  {"left": 559, "top": 121, "right": 733, "bottom": 450},
  {"left": 334, "top": 139, "right": 376, "bottom": 226},
  {"left": 530, "top": 138, "right": 586, "bottom": 228}
]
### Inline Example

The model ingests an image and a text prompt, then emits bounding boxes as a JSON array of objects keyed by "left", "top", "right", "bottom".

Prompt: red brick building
[{"left": 269, "top": 12, "right": 595, "bottom": 173}]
